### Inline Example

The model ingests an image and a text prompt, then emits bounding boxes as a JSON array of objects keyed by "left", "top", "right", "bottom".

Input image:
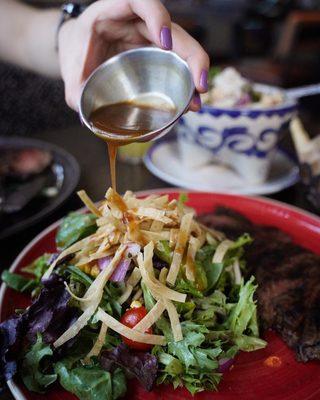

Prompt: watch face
[
  {"left": 62, "top": 0, "right": 96, "bottom": 18},
  {"left": 62, "top": 2, "right": 85, "bottom": 17}
]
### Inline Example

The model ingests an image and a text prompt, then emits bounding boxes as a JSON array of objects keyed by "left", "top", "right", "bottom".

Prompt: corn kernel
[
  {"left": 78, "top": 264, "right": 85, "bottom": 272},
  {"left": 91, "top": 265, "right": 100, "bottom": 277},
  {"left": 82, "top": 264, "right": 91, "bottom": 274},
  {"left": 130, "top": 300, "right": 142, "bottom": 309}
]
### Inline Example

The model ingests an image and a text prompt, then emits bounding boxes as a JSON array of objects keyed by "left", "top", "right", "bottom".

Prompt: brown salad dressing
[
  {"left": 107, "top": 189, "right": 146, "bottom": 244},
  {"left": 89, "top": 101, "right": 176, "bottom": 192}
]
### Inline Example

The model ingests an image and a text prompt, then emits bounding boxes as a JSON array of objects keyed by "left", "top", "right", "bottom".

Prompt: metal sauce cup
[{"left": 79, "top": 47, "right": 194, "bottom": 143}]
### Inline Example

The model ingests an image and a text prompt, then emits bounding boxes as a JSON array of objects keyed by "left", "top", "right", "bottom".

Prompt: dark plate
[{"left": 0, "top": 137, "right": 80, "bottom": 240}]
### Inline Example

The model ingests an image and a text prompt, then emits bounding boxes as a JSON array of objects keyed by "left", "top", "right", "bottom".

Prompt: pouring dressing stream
[{"left": 89, "top": 99, "right": 177, "bottom": 191}]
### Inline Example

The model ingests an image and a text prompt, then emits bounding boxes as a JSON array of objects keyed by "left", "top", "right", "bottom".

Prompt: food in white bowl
[{"left": 202, "top": 67, "right": 284, "bottom": 109}]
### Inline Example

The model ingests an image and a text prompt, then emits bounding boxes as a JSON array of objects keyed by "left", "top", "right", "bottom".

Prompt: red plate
[{"left": 1, "top": 190, "right": 320, "bottom": 400}]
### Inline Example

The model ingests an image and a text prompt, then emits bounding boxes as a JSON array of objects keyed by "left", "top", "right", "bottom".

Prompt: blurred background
[
  {"left": 2, "top": 0, "right": 320, "bottom": 136},
  {"left": 1, "top": 0, "right": 320, "bottom": 267}
]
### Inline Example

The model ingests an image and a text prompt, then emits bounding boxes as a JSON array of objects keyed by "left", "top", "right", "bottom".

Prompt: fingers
[
  {"left": 58, "top": 19, "right": 83, "bottom": 110},
  {"left": 81, "top": 0, "right": 172, "bottom": 50},
  {"left": 189, "top": 92, "right": 202, "bottom": 112},
  {"left": 128, "top": 0, "right": 172, "bottom": 49},
  {"left": 171, "top": 23, "right": 210, "bottom": 94},
  {"left": 136, "top": 21, "right": 210, "bottom": 95},
  {"left": 60, "top": 0, "right": 208, "bottom": 112},
  {"left": 82, "top": 0, "right": 208, "bottom": 94}
]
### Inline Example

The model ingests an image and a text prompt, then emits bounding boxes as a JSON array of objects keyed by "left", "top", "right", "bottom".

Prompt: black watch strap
[{"left": 55, "top": 2, "right": 92, "bottom": 51}]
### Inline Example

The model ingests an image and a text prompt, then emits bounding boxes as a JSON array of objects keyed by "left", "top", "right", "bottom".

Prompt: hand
[{"left": 58, "top": 0, "right": 209, "bottom": 111}]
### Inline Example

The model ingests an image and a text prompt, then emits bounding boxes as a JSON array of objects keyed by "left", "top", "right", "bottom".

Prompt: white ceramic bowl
[{"left": 178, "top": 85, "right": 297, "bottom": 184}]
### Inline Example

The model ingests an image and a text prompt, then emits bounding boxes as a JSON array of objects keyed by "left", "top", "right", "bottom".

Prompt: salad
[
  {"left": 0, "top": 189, "right": 266, "bottom": 399},
  {"left": 202, "top": 67, "right": 284, "bottom": 108}
]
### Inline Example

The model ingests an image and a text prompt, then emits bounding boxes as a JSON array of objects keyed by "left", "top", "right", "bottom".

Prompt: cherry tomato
[{"left": 120, "top": 306, "right": 153, "bottom": 351}]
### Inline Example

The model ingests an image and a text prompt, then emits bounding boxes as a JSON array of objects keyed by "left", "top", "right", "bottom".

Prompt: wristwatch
[{"left": 55, "top": 1, "right": 94, "bottom": 50}]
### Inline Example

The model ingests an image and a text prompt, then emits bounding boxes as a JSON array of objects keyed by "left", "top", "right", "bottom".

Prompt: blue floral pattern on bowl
[
  {"left": 179, "top": 118, "right": 290, "bottom": 158},
  {"left": 178, "top": 99, "right": 297, "bottom": 184}
]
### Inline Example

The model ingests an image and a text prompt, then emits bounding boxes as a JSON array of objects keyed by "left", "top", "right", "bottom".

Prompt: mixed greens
[{"left": 0, "top": 189, "right": 266, "bottom": 399}]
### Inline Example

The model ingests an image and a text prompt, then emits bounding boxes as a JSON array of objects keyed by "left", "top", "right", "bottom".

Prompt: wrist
[
  {"left": 25, "top": 8, "right": 61, "bottom": 77},
  {"left": 57, "top": 16, "right": 76, "bottom": 50}
]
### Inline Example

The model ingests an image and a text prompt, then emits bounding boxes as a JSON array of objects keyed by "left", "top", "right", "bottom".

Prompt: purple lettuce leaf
[
  {"left": 0, "top": 315, "right": 23, "bottom": 391},
  {"left": 27, "top": 274, "right": 79, "bottom": 342},
  {"left": 152, "top": 254, "right": 168, "bottom": 270},
  {"left": 0, "top": 273, "right": 78, "bottom": 392},
  {"left": 100, "top": 343, "right": 158, "bottom": 391}
]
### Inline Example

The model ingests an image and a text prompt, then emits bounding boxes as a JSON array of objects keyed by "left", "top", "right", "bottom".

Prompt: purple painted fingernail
[
  {"left": 200, "top": 69, "right": 208, "bottom": 91},
  {"left": 160, "top": 26, "right": 172, "bottom": 50},
  {"left": 193, "top": 92, "right": 201, "bottom": 107}
]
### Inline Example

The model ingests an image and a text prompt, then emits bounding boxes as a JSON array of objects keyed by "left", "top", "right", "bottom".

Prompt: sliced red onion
[
  {"left": 98, "top": 256, "right": 113, "bottom": 271},
  {"left": 125, "top": 243, "right": 141, "bottom": 259},
  {"left": 218, "top": 358, "right": 234, "bottom": 372},
  {"left": 110, "top": 258, "right": 131, "bottom": 282},
  {"left": 98, "top": 243, "right": 141, "bottom": 282}
]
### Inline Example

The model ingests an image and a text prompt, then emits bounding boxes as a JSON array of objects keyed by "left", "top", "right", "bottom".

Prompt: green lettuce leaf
[
  {"left": 152, "top": 236, "right": 264, "bottom": 395},
  {"left": 167, "top": 322, "right": 221, "bottom": 370},
  {"left": 153, "top": 323, "right": 222, "bottom": 395},
  {"left": 228, "top": 276, "right": 258, "bottom": 336},
  {"left": 196, "top": 245, "right": 224, "bottom": 292},
  {"left": 141, "top": 282, "right": 172, "bottom": 336},
  {"left": 158, "top": 352, "right": 184, "bottom": 376},
  {"left": 21, "top": 334, "right": 57, "bottom": 393},
  {"left": 224, "top": 234, "right": 252, "bottom": 266},
  {"left": 22, "top": 254, "right": 52, "bottom": 282},
  {"left": 227, "top": 277, "right": 267, "bottom": 351},
  {"left": 65, "top": 266, "right": 122, "bottom": 318},
  {"left": 233, "top": 335, "right": 267, "bottom": 352},
  {"left": 175, "top": 301, "right": 195, "bottom": 320},
  {"left": 155, "top": 240, "right": 172, "bottom": 264},
  {"left": 66, "top": 265, "right": 93, "bottom": 287},
  {"left": 174, "top": 278, "right": 203, "bottom": 298},
  {"left": 111, "top": 369, "right": 127, "bottom": 399},
  {"left": 1, "top": 270, "right": 37, "bottom": 293},
  {"left": 156, "top": 364, "right": 221, "bottom": 396},
  {"left": 141, "top": 281, "right": 156, "bottom": 311},
  {"left": 183, "top": 370, "right": 221, "bottom": 395},
  {"left": 56, "top": 212, "right": 97, "bottom": 251},
  {"left": 193, "top": 290, "right": 227, "bottom": 327},
  {"left": 177, "top": 192, "right": 189, "bottom": 206},
  {"left": 55, "top": 359, "right": 126, "bottom": 400},
  {"left": 196, "top": 244, "right": 217, "bottom": 263},
  {"left": 195, "top": 235, "right": 252, "bottom": 294}
]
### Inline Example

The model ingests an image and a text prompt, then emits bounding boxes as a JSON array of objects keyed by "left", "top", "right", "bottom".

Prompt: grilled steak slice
[
  {"left": 0, "top": 148, "right": 52, "bottom": 180},
  {"left": 0, "top": 148, "right": 54, "bottom": 213},
  {"left": 199, "top": 206, "right": 254, "bottom": 240},
  {"left": 198, "top": 206, "right": 320, "bottom": 362},
  {"left": 298, "top": 289, "right": 320, "bottom": 362}
]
